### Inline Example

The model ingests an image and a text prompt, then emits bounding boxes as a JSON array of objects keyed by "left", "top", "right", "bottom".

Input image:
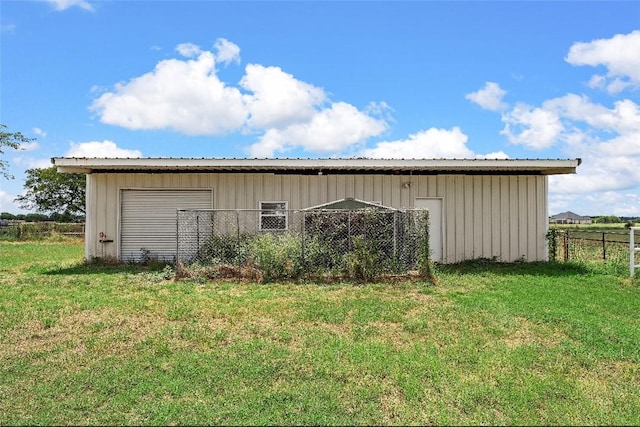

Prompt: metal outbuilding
[{"left": 52, "top": 157, "right": 581, "bottom": 263}]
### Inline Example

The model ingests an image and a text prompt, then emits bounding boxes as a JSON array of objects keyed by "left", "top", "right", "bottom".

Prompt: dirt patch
[{"left": 501, "top": 316, "right": 570, "bottom": 349}]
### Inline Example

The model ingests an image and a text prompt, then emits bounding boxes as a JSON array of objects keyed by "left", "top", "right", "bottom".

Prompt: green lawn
[{"left": 1, "top": 242, "right": 639, "bottom": 425}]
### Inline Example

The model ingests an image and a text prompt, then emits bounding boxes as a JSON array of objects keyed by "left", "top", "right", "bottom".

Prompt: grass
[{"left": 1, "top": 242, "right": 639, "bottom": 425}]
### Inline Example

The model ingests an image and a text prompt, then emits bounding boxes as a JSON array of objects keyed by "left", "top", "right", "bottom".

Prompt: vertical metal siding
[{"left": 86, "top": 172, "right": 548, "bottom": 263}]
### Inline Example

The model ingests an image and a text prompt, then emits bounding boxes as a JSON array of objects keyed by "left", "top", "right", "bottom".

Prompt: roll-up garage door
[{"left": 121, "top": 189, "right": 212, "bottom": 261}]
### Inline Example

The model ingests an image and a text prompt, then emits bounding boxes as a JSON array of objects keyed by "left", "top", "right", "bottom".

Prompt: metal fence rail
[
  {"left": 548, "top": 229, "right": 640, "bottom": 269},
  {"left": 0, "top": 222, "right": 85, "bottom": 240},
  {"left": 177, "top": 208, "right": 430, "bottom": 281}
]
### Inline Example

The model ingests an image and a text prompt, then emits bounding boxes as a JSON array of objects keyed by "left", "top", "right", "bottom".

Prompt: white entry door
[{"left": 414, "top": 198, "right": 443, "bottom": 262}]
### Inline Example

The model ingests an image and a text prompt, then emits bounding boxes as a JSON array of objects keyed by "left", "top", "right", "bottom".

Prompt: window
[{"left": 260, "top": 201, "right": 288, "bottom": 231}]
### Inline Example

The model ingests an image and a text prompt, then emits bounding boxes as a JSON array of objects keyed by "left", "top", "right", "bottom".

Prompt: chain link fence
[{"left": 177, "top": 208, "right": 430, "bottom": 282}]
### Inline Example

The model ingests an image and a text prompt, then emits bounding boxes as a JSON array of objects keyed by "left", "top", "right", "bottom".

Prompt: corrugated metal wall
[
  {"left": 120, "top": 189, "right": 212, "bottom": 261},
  {"left": 85, "top": 172, "right": 548, "bottom": 263}
]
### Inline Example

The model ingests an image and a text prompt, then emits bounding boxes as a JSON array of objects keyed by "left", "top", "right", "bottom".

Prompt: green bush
[
  {"left": 247, "top": 233, "right": 303, "bottom": 282},
  {"left": 195, "top": 233, "right": 251, "bottom": 265},
  {"left": 341, "top": 236, "right": 383, "bottom": 282}
]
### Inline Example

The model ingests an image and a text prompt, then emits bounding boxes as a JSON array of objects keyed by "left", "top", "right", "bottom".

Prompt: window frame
[{"left": 259, "top": 201, "right": 288, "bottom": 231}]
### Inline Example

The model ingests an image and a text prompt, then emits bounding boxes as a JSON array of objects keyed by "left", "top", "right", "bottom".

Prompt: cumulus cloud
[
  {"left": 477, "top": 151, "right": 510, "bottom": 160},
  {"left": 499, "top": 92, "right": 640, "bottom": 198},
  {"left": 0, "top": 189, "right": 15, "bottom": 212},
  {"left": 249, "top": 102, "right": 388, "bottom": 157},
  {"left": 91, "top": 40, "right": 389, "bottom": 157},
  {"left": 241, "top": 64, "right": 327, "bottom": 129},
  {"left": 361, "top": 127, "right": 473, "bottom": 159},
  {"left": 477, "top": 30, "right": 640, "bottom": 215},
  {"left": 566, "top": 30, "right": 640, "bottom": 94},
  {"left": 214, "top": 38, "right": 241, "bottom": 65},
  {"left": 65, "top": 140, "right": 142, "bottom": 158},
  {"left": 44, "top": 0, "right": 94, "bottom": 12},
  {"left": 176, "top": 43, "right": 202, "bottom": 58},
  {"left": 500, "top": 103, "right": 564, "bottom": 150},
  {"left": 19, "top": 142, "right": 40, "bottom": 152},
  {"left": 90, "top": 50, "right": 247, "bottom": 135},
  {"left": 13, "top": 157, "right": 51, "bottom": 169},
  {"left": 465, "top": 82, "right": 508, "bottom": 111},
  {"left": 32, "top": 128, "right": 47, "bottom": 138}
]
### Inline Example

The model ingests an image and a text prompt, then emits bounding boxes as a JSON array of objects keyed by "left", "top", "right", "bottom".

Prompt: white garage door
[{"left": 121, "top": 189, "right": 213, "bottom": 261}]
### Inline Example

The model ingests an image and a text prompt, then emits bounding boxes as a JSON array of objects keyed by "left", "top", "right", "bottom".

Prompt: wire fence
[
  {"left": 548, "top": 229, "right": 639, "bottom": 273},
  {"left": 0, "top": 221, "right": 85, "bottom": 240},
  {"left": 176, "top": 208, "right": 431, "bottom": 282}
]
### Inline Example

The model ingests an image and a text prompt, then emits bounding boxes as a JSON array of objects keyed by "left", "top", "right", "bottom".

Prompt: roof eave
[{"left": 51, "top": 157, "right": 581, "bottom": 175}]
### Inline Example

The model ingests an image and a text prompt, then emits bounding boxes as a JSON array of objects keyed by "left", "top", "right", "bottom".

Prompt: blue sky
[{"left": 1, "top": 0, "right": 639, "bottom": 216}]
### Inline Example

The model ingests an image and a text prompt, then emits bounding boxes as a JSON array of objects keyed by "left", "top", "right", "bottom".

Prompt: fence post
[
  {"left": 236, "top": 211, "right": 241, "bottom": 270},
  {"left": 631, "top": 227, "right": 640, "bottom": 278},
  {"left": 175, "top": 210, "right": 180, "bottom": 265},
  {"left": 347, "top": 210, "right": 352, "bottom": 251},
  {"left": 196, "top": 214, "right": 200, "bottom": 251},
  {"left": 602, "top": 232, "right": 606, "bottom": 260},
  {"left": 563, "top": 230, "right": 569, "bottom": 262},
  {"left": 301, "top": 211, "right": 306, "bottom": 274},
  {"left": 393, "top": 211, "right": 398, "bottom": 263}
]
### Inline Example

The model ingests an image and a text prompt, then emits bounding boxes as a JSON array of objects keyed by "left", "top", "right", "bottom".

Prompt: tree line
[{"left": 1, "top": 211, "right": 84, "bottom": 223}]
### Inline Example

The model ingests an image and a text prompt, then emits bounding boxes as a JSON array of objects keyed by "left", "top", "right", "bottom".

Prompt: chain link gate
[{"left": 176, "top": 208, "right": 430, "bottom": 281}]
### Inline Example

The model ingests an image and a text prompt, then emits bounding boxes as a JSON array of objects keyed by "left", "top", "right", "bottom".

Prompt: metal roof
[{"left": 51, "top": 157, "right": 581, "bottom": 175}]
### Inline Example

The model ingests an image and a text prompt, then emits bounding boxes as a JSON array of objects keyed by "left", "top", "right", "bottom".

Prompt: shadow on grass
[
  {"left": 43, "top": 259, "right": 172, "bottom": 276},
  {"left": 43, "top": 257, "right": 622, "bottom": 281},
  {"left": 435, "top": 259, "right": 607, "bottom": 277}
]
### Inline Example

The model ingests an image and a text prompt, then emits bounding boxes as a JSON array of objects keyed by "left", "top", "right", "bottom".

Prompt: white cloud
[
  {"left": 0, "top": 189, "right": 16, "bottom": 213},
  {"left": 214, "top": 38, "right": 241, "bottom": 65},
  {"left": 89, "top": 51, "right": 247, "bottom": 135},
  {"left": 249, "top": 102, "right": 388, "bottom": 157},
  {"left": 365, "top": 101, "right": 394, "bottom": 122},
  {"left": 44, "top": 0, "right": 94, "bottom": 12},
  {"left": 65, "top": 140, "right": 142, "bottom": 158},
  {"left": 500, "top": 103, "right": 563, "bottom": 150},
  {"left": 477, "top": 30, "right": 640, "bottom": 215},
  {"left": 549, "top": 190, "right": 640, "bottom": 217},
  {"left": 92, "top": 41, "right": 389, "bottom": 157},
  {"left": 241, "top": 64, "right": 327, "bottom": 129},
  {"left": 499, "top": 93, "right": 640, "bottom": 199},
  {"left": 18, "top": 142, "right": 40, "bottom": 152},
  {"left": 361, "top": 127, "right": 473, "bottom": 159},
  {"left": 551, "top": 154, "right": 640, "bottom": 194},
  {"left": 477, "top": 151, "right": 509, "bottom": 160},
  {"left": 465, "top": 82, "right": 508, "bottom": 111},
  {"left": 32, "top": 127, "right": 47, "bottom": 137},
  {"left": 13, "top": 157, "right": 51, "bottom": 169},
  {"left": 176, "top": 43, "right": 202, "bottom": 58},
  {"left": 566, "top": 30, "right": 640, "bottom": 94}
]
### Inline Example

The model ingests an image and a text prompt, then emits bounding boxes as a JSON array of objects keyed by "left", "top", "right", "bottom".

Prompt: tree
[
  {"left": 0, "top": 124, "right": 32, "bottom": 179},
  {"left": 594, "top": 215, "right": 621, "bottom": 224},
  {"left": 15, "top": 167, "right": 86, "bottom": 217}
]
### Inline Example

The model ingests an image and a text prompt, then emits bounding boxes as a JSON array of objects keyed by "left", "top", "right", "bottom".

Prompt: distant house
[
  {"left": 549, "top": 211, "right": 592, "bottom": 224},
  {"left": 52, "top": 157, "right": 580, "bottom": 263}
]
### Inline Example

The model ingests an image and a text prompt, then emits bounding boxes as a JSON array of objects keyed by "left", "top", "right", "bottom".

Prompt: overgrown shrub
[
  {"left": 546, "top": 228, "right": 560, "bottom": 261},
  {"left": 341, "top": 236, "right": 383, "bottom": 282},
  {"left": 195, "top": 233, "right": 251, "bottom": 265},
  {"left": 246, "top": 233, "right": 303, "bottom": 282}
]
